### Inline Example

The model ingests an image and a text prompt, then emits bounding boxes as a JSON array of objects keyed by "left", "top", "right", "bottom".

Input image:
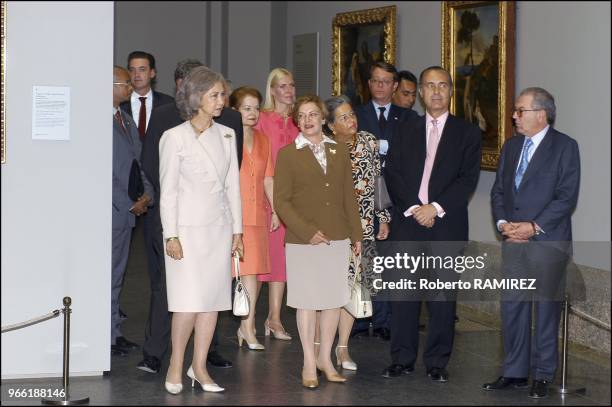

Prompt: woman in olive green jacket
[{"left": 274, "top": 95, "right": 362, "bottom": 389}]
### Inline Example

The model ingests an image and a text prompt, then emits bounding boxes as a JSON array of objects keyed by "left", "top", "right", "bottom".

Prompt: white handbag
[
  {"left": 344, "top": 253, "right": 373, "bottom": 318},
  {"left": 232, "top": 253, "right": 250, "bottom": 317}
]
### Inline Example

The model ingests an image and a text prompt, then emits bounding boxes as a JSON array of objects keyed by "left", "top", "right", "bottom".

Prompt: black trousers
[
  {"left": 390, "top": 299, "right": 456, "bottom": 369},
  {"left": 388, "top": 240, "right": 462, "bottom": 370},
  {"left": 142, "top": 205, "right": 220, "bottom": 360}
]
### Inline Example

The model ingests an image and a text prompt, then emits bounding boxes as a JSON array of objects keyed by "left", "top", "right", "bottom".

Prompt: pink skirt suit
[{"left": 254, "top": 111, "right": 299, "bottom": 282}]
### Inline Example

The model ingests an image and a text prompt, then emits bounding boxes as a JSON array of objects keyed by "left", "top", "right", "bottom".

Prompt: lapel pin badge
[{"left": 224, "top": 133, "right": 232, "bottom": 138}]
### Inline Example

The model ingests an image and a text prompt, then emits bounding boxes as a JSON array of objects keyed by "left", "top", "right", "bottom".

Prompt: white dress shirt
[
  {"left": 403, "top": 111, "right": 449, "bottom": 219},
  {"left": 130, "top": 89, "right": 153, "bottom": 131},
  {"left": 372, "top": 100, "right": 392, "bottom": 155}
]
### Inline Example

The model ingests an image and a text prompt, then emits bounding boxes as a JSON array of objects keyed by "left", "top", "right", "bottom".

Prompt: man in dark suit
[
  {"left": 121, "top": 51, "right": 174, "bottom": 139},
  {"left": 112, "top": 66, "right": 153, "bottom": 357},
  {"left": 382, "top": 66, "right": 481, "bottom": 382},
  {"left": 393, "top": 70, "right": 418, "bottom": 112},
  {"left": 353, "top": 62, "right": 417, "bottom": 341},
  {"left": 355, "top": 62, "right": 418, "bottom": 163},
  {"left": 136, "top": 59, "right": 242, "bottom": 374},
  {"left": 484, "top": 87, "right": 580, "bottom": 399}
]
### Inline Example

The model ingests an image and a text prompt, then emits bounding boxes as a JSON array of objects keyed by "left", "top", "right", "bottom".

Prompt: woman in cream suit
[
  {"left": 274, "top": 95, "right": 362, "bottom": 389},
  {"left": 159, "top": 67, "right": 243, "bottom": 394}
]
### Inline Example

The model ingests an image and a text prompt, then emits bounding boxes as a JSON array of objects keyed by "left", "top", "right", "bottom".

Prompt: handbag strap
[
  {"left": 233, "top": 252, "right": 241, "bottom": 282},
  {"left": 351, "top": 252, "right": 363, "bottom": 289}
]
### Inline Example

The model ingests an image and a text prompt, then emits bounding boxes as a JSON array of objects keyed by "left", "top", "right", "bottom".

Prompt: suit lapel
[
  {"left": 520, "top": 129, "right": 554, "bottom": 187},
  {"left": 413, "top": 116, "right": 427, "bottom": 177},
  {"left": 509, "top": 135, "right": 524, "bottom": 178},
  {"left": 365, "top": 104, "right": 379, "bottom": 136},
  {"left": 325, "top": 143, "right": 338, "bottom": 177},
  {"left": 152, "top": 91, "right": 161, "bottom": 109},
  {"left": 123, "top": 101, "right": 133, "bottom": 118},
  {"left": 384, "top": 105, "right": 401, "bottom": 140}
]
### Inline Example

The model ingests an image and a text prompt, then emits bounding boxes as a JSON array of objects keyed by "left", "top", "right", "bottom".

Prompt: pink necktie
[{"left": 418, "top": 119, "right": 441, "bottom": 204}]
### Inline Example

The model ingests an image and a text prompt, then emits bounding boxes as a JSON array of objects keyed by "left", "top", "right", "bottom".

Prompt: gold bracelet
[{"left": 166, "top": 237, "right": 179, "bottom": 243}]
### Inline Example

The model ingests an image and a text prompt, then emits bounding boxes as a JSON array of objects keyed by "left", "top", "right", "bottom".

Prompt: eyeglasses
[
  {"left": 336, "top": 111, "right": 356, "bottom": 124},
  {"left": 113, "top": 81, "right": 132, "bottom": 87},
  {"left": 369, "top": 78, "right": 395, "bottom": 87},
  {"left": 512, "top": 108, "right": 543, "bottom": 118},
  {"left": 297, "top": 112, "right": 321, "bottom": 121}
]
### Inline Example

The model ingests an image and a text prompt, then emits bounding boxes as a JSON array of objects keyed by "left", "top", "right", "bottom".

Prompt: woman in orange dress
[
  {"left": 230, "top": 86, "right": 279, "bottom": 350},
  {"left": 254, "top": 68, "right": 299, "bottom": 340}
]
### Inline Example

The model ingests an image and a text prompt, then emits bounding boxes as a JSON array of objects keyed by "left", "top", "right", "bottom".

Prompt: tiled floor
[{"left": 2, "top": 222, "right": 610, "bottom": 405}]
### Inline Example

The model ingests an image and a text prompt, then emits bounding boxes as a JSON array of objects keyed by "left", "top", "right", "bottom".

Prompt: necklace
[{"left": 190, "top": 120, "right": 212, "bottom": 135}]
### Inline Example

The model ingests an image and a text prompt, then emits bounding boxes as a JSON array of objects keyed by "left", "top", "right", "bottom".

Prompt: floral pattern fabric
[{"left": 344, "top": 131, "right": 391, "bottom": 293}]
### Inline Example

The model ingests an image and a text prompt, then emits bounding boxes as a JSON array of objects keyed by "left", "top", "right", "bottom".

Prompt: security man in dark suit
[
  {"left": 112, "top": 66, "right": 154, "bottom": 357},
  {"left": 352, "top": 62, "right": 417, "bottom": 341},
  {"left": 121, "top": 51, "right": 175, "bottom": 139},
  {"left": 136, "top": 59, "right": 243, "bottom": 374}
]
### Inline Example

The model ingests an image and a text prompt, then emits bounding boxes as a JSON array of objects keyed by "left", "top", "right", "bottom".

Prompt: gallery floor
[{"left": 2, "top": 222, "right": 610, "bottom": 405}]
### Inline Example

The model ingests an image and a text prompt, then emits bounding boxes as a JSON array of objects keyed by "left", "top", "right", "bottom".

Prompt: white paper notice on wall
[{"left": 32, "top": 86, "right": 71, "bottom": 141}]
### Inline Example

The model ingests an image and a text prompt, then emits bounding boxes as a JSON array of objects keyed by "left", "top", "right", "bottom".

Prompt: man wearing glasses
[
  {"left": 352, "top": 62, "right": 417, "bottom": 341},
  {"left": 355, "top": 62, "right": 417, "bottom": 164},
  {"left": 485, "top": 87, "right": 580, "bottom": 399},
  {"left": 112, "top": 66, "right": 154, "bottom": 357}
]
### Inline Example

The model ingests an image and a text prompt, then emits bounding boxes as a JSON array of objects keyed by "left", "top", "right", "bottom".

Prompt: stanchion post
[
  {"left": 557, "top": 294, "right": 586, "bottom": 396},
  {"left": 63, "top": 297, "right": 70, "bottom": 393},
  {"left": 41, "top": 297, "right": 89, "bottom": 405}
]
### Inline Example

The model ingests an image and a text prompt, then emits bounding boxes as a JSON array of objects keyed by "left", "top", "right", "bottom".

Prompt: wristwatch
[{"left": 531, "top": 222, "right": 540, "bottom": 236}]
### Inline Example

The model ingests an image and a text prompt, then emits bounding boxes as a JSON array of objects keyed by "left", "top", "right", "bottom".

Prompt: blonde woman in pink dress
[{"left": 255, "top": 68, "right": 299, "bottom": 340}]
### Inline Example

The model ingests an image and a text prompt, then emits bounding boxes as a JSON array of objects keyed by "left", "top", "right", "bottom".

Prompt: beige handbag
[
  {"left": 232, "top": 253, "right": 250, "bottom": 317},
  {"left": 344, "top": 253, "right": 373, "bottom": 318}
]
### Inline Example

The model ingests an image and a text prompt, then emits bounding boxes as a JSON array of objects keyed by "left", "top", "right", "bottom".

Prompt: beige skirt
[
  {"left": 165, "top": 224, "right": 233, "bottom": 312},
  {"left": 286, "top": 239, "right": 351, "bottom": 310}
]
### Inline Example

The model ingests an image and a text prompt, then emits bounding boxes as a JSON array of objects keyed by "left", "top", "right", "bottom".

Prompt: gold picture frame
[
  {"left": 332, "top": 6, "right": 396, "bottom": 106},
  {"left": 442, "top": 1, "right": 516, "bottom": 171},
  {"left": 1, "top": 1, "right": 6, "bottom": 164}
]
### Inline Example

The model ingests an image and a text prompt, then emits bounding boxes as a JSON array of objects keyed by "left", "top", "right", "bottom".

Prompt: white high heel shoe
[
  {"left": 237, "top": 328, "right": 265, "bottom": 350},
  {"left": 164, "top": 381, "right": 183, "bottom": 395},
  {"left": 186, "top": 365, "right": 225, "bottom": 393},
  {"left": 264, "top": 319, "right": 292, "bottom": 340},
  {"left": 335, "top": 345, "right": 357, "bottom": 371}
]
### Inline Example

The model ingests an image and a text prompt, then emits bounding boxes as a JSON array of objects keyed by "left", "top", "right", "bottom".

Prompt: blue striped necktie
[{"left": 514, "top": 138, "right": 534, "bottom": 190}]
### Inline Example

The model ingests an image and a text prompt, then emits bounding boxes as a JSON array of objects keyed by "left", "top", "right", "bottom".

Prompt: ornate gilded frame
[
  {"left": 1, "top": 1, "right": 6, "bottom": 164},
  {"left": 332, "top": 6, "right": 396, "bottom": 104},
  {"left": 442, "top": 1, "right": 516, "bottom": 171}
]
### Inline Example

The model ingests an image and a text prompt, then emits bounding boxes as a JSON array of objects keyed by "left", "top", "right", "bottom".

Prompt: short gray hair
[
  {"left": 175, "top": 66, "right": 225, "bottom": 120},
  {"left": 174, "top": 59, "right": 203, "bottom": 82},
  {"left": 520, "top": 87, "right": 556, "bottom": 125},
  {"left": 324, "top": 95, "right": 352, "bottom": 124}
]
